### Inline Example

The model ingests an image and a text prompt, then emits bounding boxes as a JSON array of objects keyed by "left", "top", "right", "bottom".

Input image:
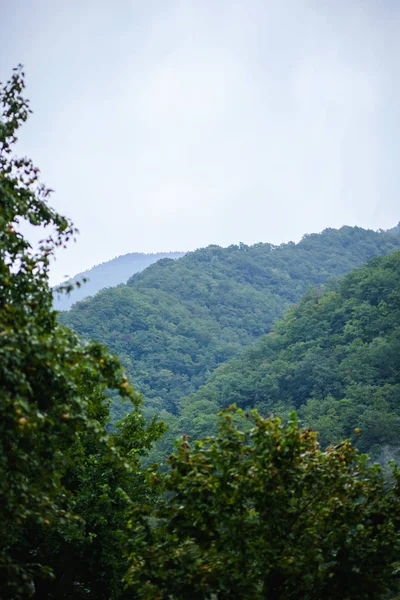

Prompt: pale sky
[{"left": 1, "top": 0, "right": 399, "bottom": 284}]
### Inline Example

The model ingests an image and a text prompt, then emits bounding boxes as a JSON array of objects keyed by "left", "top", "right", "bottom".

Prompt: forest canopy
[
  {"left": 179, "top": 250, "right": 400, "bottom": 459},
  {"left": 61, "top": 224, "right": 400, "bottom": 430}
]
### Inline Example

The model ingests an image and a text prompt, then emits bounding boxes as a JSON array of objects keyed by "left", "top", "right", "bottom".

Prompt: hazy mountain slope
[
  {"left": 179, "top": 250, "right": 400, "bottom": 458},
  {"left": 53, "top": 251, "right": 185, "bottom": 310},
  {"left": 60, "top": 225, "right": 400, "bottom": 422}
]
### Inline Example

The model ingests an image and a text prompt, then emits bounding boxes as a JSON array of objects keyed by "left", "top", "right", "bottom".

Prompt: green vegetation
[
  {"left": 27, "top": 399, "right": 163, "bottom": 600},
  {"left": 53, "top": 250, "right": 185, "bottom": 311},
  {"left": 128, "top": 409, "right": 400, "bottom": 599},
  {"left": 3, "top": 68, "right": 400, "bottom": 598},
  {"left": 0, "top": 66, "right": 162, "bottom": 598},
  {"left": 181, "top": 250, "right": 400, "bottom": 459},
  {"left": 61, "top": 226, "right": 400, "bottom": 427}
]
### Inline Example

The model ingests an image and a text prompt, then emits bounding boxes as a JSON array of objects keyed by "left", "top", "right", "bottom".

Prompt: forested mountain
[
  {"left": 53, "top": 251, "right": 185, "bottom": 310},
  {"left": 60, "top": 225, "right": 400, "bottom": 427},
  {"left": 178, "top": 250, "right": 400, "bottom": 458},
  {"left": 3, "top": 70, "right": 400, "bottom": 599}
]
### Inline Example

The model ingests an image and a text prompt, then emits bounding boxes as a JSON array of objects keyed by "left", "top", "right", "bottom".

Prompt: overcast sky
[{"left": 1, "top": 0, "right": 399, "bottom": 284}]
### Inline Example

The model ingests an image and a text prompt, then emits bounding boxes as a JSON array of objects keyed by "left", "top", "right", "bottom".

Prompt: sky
[{"left": 1, "top": 0, "right": 399, "bottom": 284}]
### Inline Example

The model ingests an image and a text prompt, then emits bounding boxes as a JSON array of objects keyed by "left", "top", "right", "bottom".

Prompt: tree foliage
[
  {"left": 182, "top": 251, "right": 400, "bottom": 459},
  {"left": 0, "top": 66, "right": 162, "bottom": 598},
  {"left": 127, "top": 409, "right": 400, "bottom": 599},
  {"left": 27, "top": 396, "right": 163, "bottom": 600}
]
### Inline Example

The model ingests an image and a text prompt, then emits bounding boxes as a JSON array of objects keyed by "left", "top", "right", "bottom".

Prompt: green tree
[
  {"left": 127, "top": 409, "right": 400, "bottom": 599},
  {"left": 0, "top": 66, "right": 162, "bottom": 598},
  {"left": 27, "top": 394, "right": 163, "bottom": 600}
]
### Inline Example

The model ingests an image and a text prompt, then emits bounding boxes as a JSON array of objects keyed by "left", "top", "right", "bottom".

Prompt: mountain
[
  {"left": 179, "top": 250, "right": 400, "bottom": 459},
  {"left": 53, "top": 251, "right": 185, "bottom": 310},
  {"left": 60, "top": 225, "right": 400, "bottom": 428}
]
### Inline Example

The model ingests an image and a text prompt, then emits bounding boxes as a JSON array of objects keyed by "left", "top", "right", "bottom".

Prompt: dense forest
[
  {"left": 175, "top": 251, "right": 400, "bottom": 459},
  {"left": 3, "top": 69, "right": 400, "bottom": 599},
  {"left": 53, "top": 250, "right": 185, "bottom": 311},
  {"left": 61, "top": 225, "right": 400, "bottom": 428}
]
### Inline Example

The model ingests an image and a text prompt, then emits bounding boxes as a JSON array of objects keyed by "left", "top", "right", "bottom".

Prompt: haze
[{"left": 1, "top": 0, "right": 399, "bottom": 284}]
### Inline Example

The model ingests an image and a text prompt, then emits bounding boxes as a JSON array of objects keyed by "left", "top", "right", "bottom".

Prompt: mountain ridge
[
  {"left": 53, "top": 251, "right": 186, "bottom": 310},
  {"left": 60, "top": 224, "right": 400, "bottom": 429},
  {"left": 176, "top": 249, "right": 400, "bottom": 459}
]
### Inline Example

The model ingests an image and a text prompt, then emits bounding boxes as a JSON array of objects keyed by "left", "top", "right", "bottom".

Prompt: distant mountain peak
[{"left": 53, "top": 251, "right": 185, "bottom": 310}]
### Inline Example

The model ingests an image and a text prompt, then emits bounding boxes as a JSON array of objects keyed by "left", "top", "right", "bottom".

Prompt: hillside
[
  {"left": 53, "top": 251, "right": 185, "bottom": 310},
  {"left": 179, "top": 250, "right": 400, "bottom": 458},
  {"left": 60, "top": 225, "right": 400, "bottom": 425}
]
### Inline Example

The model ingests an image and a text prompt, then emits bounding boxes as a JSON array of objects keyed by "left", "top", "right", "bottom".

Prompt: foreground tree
[
  {"left": 0, "top": 67, "right": 162, "bottom": 598},
  {"left": 127, "top": 408, "right": 400, "bottom": 599},
  {"left": 25, "top": 395, "right": 163, "bottom": 600}
]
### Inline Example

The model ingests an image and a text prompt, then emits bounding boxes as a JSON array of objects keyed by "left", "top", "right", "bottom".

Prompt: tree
[
  {"left": 0, "top": 66, "right": 162, "bottom": 598},
  {"left": 27, "top": 395, "right": 163, "bottom": 600},
  {"left": 127, "top": 408, "right": 400, "bottom": 599}
]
